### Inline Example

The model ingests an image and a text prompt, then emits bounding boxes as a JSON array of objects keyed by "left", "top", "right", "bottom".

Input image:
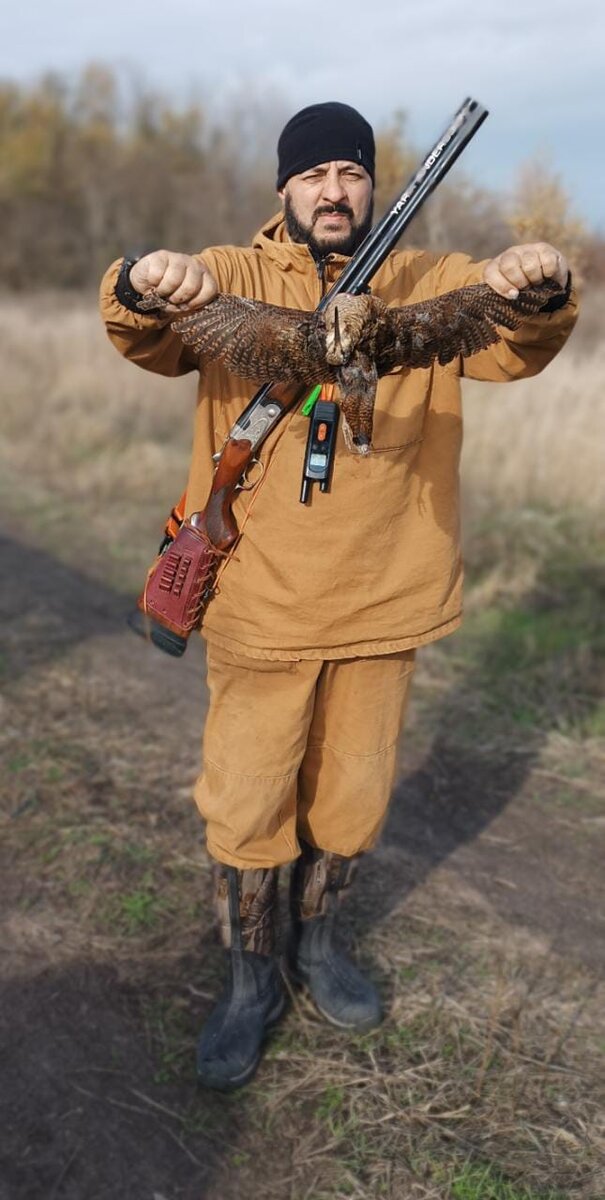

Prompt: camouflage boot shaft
[
  {"left": 214, "top": 865, "right": 278, "bottom": 955},
  {"left": 291, "top": 842, "right": 360, "bottom": 921},
  {"left": 288, "top": 842, "right": 381, "bottom": 1031}
]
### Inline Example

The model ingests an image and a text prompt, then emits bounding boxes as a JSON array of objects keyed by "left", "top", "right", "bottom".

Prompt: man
[{"left": 99, "top": 102, "right": 577, "bottom": 1091}]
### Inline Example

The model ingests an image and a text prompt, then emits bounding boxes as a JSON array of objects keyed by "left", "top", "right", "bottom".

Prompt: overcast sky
[{"left": 2, "top": 0, "right": 603, "bottom": 229}]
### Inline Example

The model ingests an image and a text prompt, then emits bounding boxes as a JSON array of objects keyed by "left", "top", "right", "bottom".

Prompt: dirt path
[{"left": 2, "top": 524, "right": 604, "bottom": 1200}]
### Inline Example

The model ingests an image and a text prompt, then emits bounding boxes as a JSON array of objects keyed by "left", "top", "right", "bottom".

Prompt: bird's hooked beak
[
  {"left": 324, "top": 298, "right": 354, "bottom": 366},
  {"left": 333, "top": 306, "right": 342, "bottom": 357}
]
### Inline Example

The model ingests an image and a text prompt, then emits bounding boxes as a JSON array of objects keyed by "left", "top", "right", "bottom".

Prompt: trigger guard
[{"left": 237, "top": 457, "right": 265, "bottom": 492}]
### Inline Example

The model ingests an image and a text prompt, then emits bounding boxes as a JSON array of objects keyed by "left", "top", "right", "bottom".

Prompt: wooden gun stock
[
  {"left": 194, "top": 435, "right": 254, "bottom": 549},
  {"left": 196, "top": 380, "right": 305, "bottom": 548}
]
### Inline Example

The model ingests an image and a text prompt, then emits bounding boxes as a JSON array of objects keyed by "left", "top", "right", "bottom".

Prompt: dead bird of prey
[{"left": 138, "top": 280, "right": 566, "bottom": 453}]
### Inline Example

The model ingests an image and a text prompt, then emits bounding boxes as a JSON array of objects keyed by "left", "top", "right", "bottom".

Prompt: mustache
[{"left": 313, "top": 203, "right": 354, "bottom": 222}]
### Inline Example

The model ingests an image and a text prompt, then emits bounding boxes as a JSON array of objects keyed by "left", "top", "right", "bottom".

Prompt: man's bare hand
[
  {"left": 483, "top": 242, "right": 569, "bottom": 300},
  {"left": 129, "top": 250, "right": 218, "bottom": 313}
]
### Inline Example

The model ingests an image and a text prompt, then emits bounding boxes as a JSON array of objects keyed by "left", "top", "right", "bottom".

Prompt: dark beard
[{"left": 284, "top": 194, "right": 374, "bottom": 259}]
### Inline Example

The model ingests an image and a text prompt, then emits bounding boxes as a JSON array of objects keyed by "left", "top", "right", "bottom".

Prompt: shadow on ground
[
  {"left": 0, "top": 532, "right": 135, "bottom": 679},
  {"left": 2, "top": 525, "right": 604, "bottom": 1197},
  {"left": 0, "top": 948, "right": 276, "bottom": 1200},
  {"left": 361, "top": 550, "right": 605, "bottom": 971}
]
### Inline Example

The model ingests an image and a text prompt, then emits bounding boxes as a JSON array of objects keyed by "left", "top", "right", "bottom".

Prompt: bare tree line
[{"left": 0, "top": 64, "right": 597, "bottom": 290}]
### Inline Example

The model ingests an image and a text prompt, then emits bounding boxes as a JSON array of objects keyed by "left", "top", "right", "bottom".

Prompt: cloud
[{"left": 1, "top": 0, "right": 603, "bottom": 225}]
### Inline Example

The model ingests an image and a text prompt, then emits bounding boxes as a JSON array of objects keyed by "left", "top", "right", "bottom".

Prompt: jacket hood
[{"left": 252, "top": 211, "right": 351, "bottom": 273}]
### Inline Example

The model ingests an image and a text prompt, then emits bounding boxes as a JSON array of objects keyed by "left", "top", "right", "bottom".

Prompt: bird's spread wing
[
  {"left": 141, "top": 291, "right": 333, "bottom": 385},
  {"left": 373, "top": 280, "right": 565, "bottom": 373}
]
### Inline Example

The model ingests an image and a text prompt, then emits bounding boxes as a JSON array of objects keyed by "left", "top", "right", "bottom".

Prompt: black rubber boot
[
  {"left": 197, "top": 865, "right": 285, "bottom": 1091},
  {"left": 289, "top": 843, "right": 382, "bottom": 1032}
]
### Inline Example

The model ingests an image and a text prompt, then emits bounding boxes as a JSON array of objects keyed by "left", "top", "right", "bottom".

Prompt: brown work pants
[{"left": 194, "top": 643, "right": 416, "bottom": 869}]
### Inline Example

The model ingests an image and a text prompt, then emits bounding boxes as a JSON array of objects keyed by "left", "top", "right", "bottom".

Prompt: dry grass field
[{"left": 1, "top": 291, "right": 604, "bottom": 1200}]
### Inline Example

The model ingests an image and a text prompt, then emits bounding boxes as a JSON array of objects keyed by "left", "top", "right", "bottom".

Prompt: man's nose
[{"left": 321, "top": 167, "right": 347, "bottom": 203}]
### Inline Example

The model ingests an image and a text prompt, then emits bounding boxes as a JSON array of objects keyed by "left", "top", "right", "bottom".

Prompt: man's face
[{"left": 279, "top": 160, "right": 374, "bottom": 258}]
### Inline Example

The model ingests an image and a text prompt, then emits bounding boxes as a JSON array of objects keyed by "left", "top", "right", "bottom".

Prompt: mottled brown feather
[{"left": 172, "top": 294, "right": 333, "bottom": 385}]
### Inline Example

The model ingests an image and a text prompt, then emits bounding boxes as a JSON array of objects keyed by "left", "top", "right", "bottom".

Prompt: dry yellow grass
[
  {"left": 0, "top": 291, "right": 191, "bottom": 490},
  {"left": 461, "top": 300, "right": 605, "bottom": 519},
  {"left": 0, "top": 292, "right": 194, "bottom": 586}
]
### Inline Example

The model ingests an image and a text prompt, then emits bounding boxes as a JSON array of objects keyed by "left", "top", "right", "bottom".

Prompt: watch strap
[
  {"left": 114, "top": 257, "right": 164, "bottom": 316},
  {"left": 540, "top": 271, "right": 572, "bottom": 313}
]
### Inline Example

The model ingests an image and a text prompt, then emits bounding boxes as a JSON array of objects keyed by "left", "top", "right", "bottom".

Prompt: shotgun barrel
[{"left": 330, "top": 98, "right": 488, "bottom": 298}]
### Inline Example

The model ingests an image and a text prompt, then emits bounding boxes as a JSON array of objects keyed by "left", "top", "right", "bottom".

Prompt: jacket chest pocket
[{"left": 365, "top": 368, "right": 432, "bottom": 454}]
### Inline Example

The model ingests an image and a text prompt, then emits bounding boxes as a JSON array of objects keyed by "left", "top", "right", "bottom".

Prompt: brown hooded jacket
[{"left": 99, "top": 213, "right": 578, "bottom": 659}]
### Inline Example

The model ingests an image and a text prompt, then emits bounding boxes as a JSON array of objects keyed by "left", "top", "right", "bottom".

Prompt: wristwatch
[{"left": 114, "top": 256, "right": 163, "bottom": 316}]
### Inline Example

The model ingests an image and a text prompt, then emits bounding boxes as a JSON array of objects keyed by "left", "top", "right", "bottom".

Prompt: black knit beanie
[{"left": 276, "top": 102, "right": 375, "bottom": 189}]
